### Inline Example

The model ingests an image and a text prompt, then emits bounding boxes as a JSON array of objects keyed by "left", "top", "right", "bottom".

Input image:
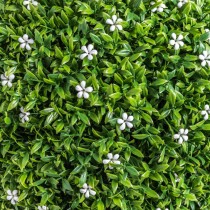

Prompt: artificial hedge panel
[{"left": 0, "top": 0, "right": 210, "bottom": 209}]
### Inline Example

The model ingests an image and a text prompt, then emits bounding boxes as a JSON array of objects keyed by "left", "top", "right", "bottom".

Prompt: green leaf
[
  {"left": 77, "top": 112, "right": 90, "bottom": 125},
  {"left": 97, "top": 200, "right": 105, "bottom": 210},
  {"left": 126, "top": 166, "right": 139, "bottom": 176},
  {"left": 90, "top": 33, "right": 101, "bottom": 44},
  {"left": 31, "top": 141, "right": 42, "bottom": 154},
  {"left": 143, "top": 186, "right": 160, "bottom": 198},
  {"left": 20, "top": 153, "right": 29, "bottom": 171},
  {"left": 61, "top": 55, "right": 70, "bottom": 65}
]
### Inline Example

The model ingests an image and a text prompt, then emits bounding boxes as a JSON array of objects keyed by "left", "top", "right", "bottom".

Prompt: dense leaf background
[{"left": 0, "top": 0, "right": 210, "bottom": 209}]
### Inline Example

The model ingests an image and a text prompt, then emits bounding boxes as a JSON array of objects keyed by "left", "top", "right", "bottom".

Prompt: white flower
[
  {"left": 80, "top": 183, "right": 96, "bottom": 198},
  {"left": 106, "top": 15, "right": 123, "bottom": 31},
  {"left": 75, "top": 81, "right": 93, "bottom": 99},
  {"left": 19, "top": 107, "right": 30, "bottom": 123},
  {"left": 7, "top": 190, "right": 18, "bottom": 205},
  {"left": 117, "top": 113, "right": 134, "bottom": 130},
  {"left": 150, "top": 1, "right": 167, "bottom": 12},
  {"left": 174, "top": 128, "right": 188, "bottom": 144},
  {"left": 23, "top": 0, "right": 38, "bottom": 10},
  {"left": 174, "top": 173, "right": 180, "bottom": 182},
  {"left": 80, "top": 44, "right": 98, "bottom": 60},
  {"left": 1, "top": 73, "right": 15, "bottom": 87},
  {"left": 201, "top": 104, "right": 210, "bottom": 120},
  {"left": 103, "top": 153, "right": 121, "bottom": 169},
  {"left": 177, "top": 0, "right": 188, "bottom": 8},
  {"left": 199, "top": 51, "right": 210, "bottom": 67},
  {"left": 38, "top": 206, "right": 48, "bottom": 210},
  {"left": 18, "top": 34, "right": 34, "bottom": 50},
  {"left": 169, "top": 33, "right": 184, "bottom": 50}
]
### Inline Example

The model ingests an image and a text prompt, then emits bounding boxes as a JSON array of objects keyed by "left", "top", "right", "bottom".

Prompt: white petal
[
  {"left": 201, "top": 60, "right": 206, "bottom": 67},
  {"left": 107, "top": 153, "right": 113, "bottom": 159},
  {"left": 23, "top": 1, "right": 30, "bottom": 5},
  {"left": 90, "top": 50, "right": 98, "bottom": 55},
  {"left": 126, "top": 122, "right": 133, "bottom": 128},
  {"left": 7, "top": 195, "right": 12, "bottom": 200},
  {"left": 204, "top": 113, "right": 208, "bottom": 120},
  {"left": 157, "top": 7, "right": 163, "bottom": 12},
  {"left": 184, "top": 129, "right": 188, "bottom": 134},
  {"left": 171, "top": 33, "right": 177, "bottom": 40},
  {"left": 179, "top": 128, "right": 184, "bottom": 134},
  {"left": 77, "top": 91, "right": 83, "bottom": 98},
  {"left": 113, "top": 154, "right": 119, "bottom": 160},
  {"left": 103, "top": 159, "right": 110, "bottom": 164},
  {"left": 13, "top": 196, "right": 18, "bottom": 201},
  {"left": 150, "top": 1, "right": 155, "bottom": 5},
  {"left": 20, "top": 107, "right": 25, "bottom": 113},
  {"left": 113, "top": 160, "right": 121, "bottom": 165},
  {"left": 161, "top": 3, "right": 167, "bottom": 8},
  {"left": 83, "top": 91, "right": 89, "bottom": 99},
  {"left": 110, "top": 25, "right": 116, "bottom": 32},
  {"left": 206, "top": 60, "right": 210, "bottom": 67},
  {"left": 11, "top": 199, "right": 16, "bottom": 205},
  {"left": 23, "top": 34, "right": 29, "bottom": 41},
  {"left": 18, "top": 37, "right": 25, "bottom": 43},
  {"left": 117, "top": 119, "right": 124, "bottom": 124},
  {"left": 178, "top": 2, "right": 183, "bottom": 8},
  {"left": 112, "top": 15, "right": 117, "bottom": 23},
  {"left": 116, "top": 25, "right": 123, "bottom": 30},
  {"left": 1, "top": 74, "right": 6, "bottom": 79},
  {"left": 7, "top": 81, "right": 12, "bottom": 87},
  {"left": 177, "top": 34, "right": 183, "bottom": 41},
  {"left": 122, "top": 113, "right": 128, "bottom": 120},
  {"left": 203, "top": 51, "right": 208, "bottom": 58},
  {"left": 127, "top": 116, "right": 134, "bottom": 122},
  {"left": 28, "top": 39, "right": 34, "bottom": 44},
  {"left": 89, "top": 189, "right": 96, "bottom": 196},
  {"left": 9, "top": 74, "right": 15, "bottom": 80},
  {"left": 83, "top": 183, "right": 88, "bottom": 189},
  {"left": 109, "top": 165, "right": 114, "bottom": 169},
  {"left": 80, "top": 81, "right": 86, "bottom": 89},
  {"left": 24, "top": 116, "right": 29, "bottom": 122},
  {"left": 85, "top": 87, "right": 93, "bottom": 92},
  {"left": 174, "top": 134, "right": 180, "bottom": 139},
  {"left": 151, "top": 8, "right": 157, "bottom": 12},
  {"left": 169, "top": 40, "right": 175, "bottom": 45},
  {"left": 178, "top": 41, "right": 184, "bottom": 47},
  {"left": 32, "top": 1, "right": 38, "bottom": 6},
  {"left": 7, "top": 190, "right": 12, "bottom": 195},
  {"left": 80, "top": 53, "right": 87, "bottom": 60},
  {"left": 20, "top": 43, "right": 26, "bottom": 49},
  {"left": 182, "top": 135, "right": 188, "bottom": 141},
  {"left": 75, "top": 85, "right": 83, "bottom": 91},
  {"left": 178, "top": 137, "right": 183, "bottom": 144},
  {"left": 199, "top": 55, "right": 205, "bottom": 60},
  {"left": 26, "top": 43, "right": 31, "bottom": 51},
  {"left": 120, "top": 122, "right": 126, "bottom": 130},
  {"left": 88, "top": 54, "right": 93, "bottom": 60},
  {"left": 87, "top": 44, "right": 94, "bottom": 52},
  {"left": 116, "top": 18, "right": 123, "bottom": 23},
  {"left": 27, "top": 4, "right": 31, "bottom": 10},
  {"left": 106, "top": 19, "right": 114, "bottom": 25},
  {"left": 80, "top": 188, "right": 86, "bottom": 194},
  {"left": 81, "top": 46, "right": 88, "bottom": 53},
  {"left": 2, "top": 80, "right": 8, "bottom": 86},
  {"left": 174, "top": 43, "right": 180, "bottom": 50},
  {"left": 201, "top": 110, "right": 207, "bottom": 115},
  {"left": 85, "top": 190, "right": 90, "bottom": 198}
]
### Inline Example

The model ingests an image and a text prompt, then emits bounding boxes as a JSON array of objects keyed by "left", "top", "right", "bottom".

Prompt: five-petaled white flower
[
  {"left": 150, "top": 1, "right": 167, "bottom": 12},
  {"left": 23, "top": 0, "right": 38, "bottom": 10},
  {"left": 75, "top": 81, "right": 93, "bottom": 99},
  {"left": 106, "top": 15, "right": 123, "bottom": 32},
  {"left": 19, "top": 107, "right": 30, "bottom": 123},
  {"left": 201, "top": 104, "right": 210, "bottom": 120},
  {"left": 80, "top": 44, "right": 98, "bottom": 60},
  {"left": 117, "top": 113, "right": 134, "bottom": 130},
  {"left": 177, "top": 0, "right": 188, "bottom": 8},
  {"left": 174, "top": 173, "right": 180, "bottom": 183},
  {"left": 174, "top": 128, "right": 188, "bottom": 144},
  {"left": 1, "top": 73, "right": 15, "bottom": 87},
  {"left": 7, "top": 190, "right": 18, "bottom": 205},
  {"left": 80, "top": 183, "right": 96, "bottom": 198},
  {"left": 18, "top": 34, "right": 34, "bottom": 50},
  {"left": 199, "top": 51, "right": 210, "bottom": 67},
  {"left": 169, "top": 33, "right": 184, "bottom": 50},
  {"left": 103, "top": 153, "right": 121, "bottom": 169},
  {"left": 38, "top": 206, "right": 49, "bottom": 210}
]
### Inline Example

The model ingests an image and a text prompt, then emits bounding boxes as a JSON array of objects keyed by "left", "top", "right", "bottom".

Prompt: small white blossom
[
  {"left": 117, "top": 112, "right": 134, "bottom": 130},
  {"left": 174, "top": 128, "right": 188, "bottom": 144},
  {"left": 18, "top": 34, "right": 34, "bottom": 50},
  {"left": 80, "top": 183, "right": 96, "bottom": 198},
  {"left": 174, "top": 173, "right": 180, "bottom": 182},
  {"left": 103, "top": 153, "right": 121, "bottom": 169},
  {"left": 80, "top": 44, "right": 98, "bottom": 60},
  {"left": 150, "top": 1, "right": 167, "bottom": 12},
  {"left": 7, "top": 190, "right": 18, "bottom": 205},
  {"left": 19, "top": 107, "right": 30, "bottom": 123},
  {"left": 1, "top": 73, "right": 15, "bottom": 87},
  {"left": 201, "top": 104, "right": 210, "bottom": 120},
  {"left": 106, "top": 15, "right": 123, "bottom": 32},
  {"left": 38, "top": 206, "right": 49, "bottom": 210},
  {"left": 75, "top": 81, "right": 93, "bottom": 99},
  {"left": 177, "top": 0, "right": 188, "bottom": 8},
  {"left": 169, "top": 33, "right": 184, "bottom": 50},
  {"left": 199, "top": 51, "right": 210, "bottom": 67},
  {"left": 23, "top": 0, "right": 38, "bottom": 10}
]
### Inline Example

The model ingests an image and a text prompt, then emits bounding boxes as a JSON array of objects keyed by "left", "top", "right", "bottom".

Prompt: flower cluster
[{"left": 174, "top": 128, "right": 189, "bottom": 144}]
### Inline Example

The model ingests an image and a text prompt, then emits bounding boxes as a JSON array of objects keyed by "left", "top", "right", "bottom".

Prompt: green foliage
[{"left": 0, "top": 0, "right": 210, "bottom": 209}]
